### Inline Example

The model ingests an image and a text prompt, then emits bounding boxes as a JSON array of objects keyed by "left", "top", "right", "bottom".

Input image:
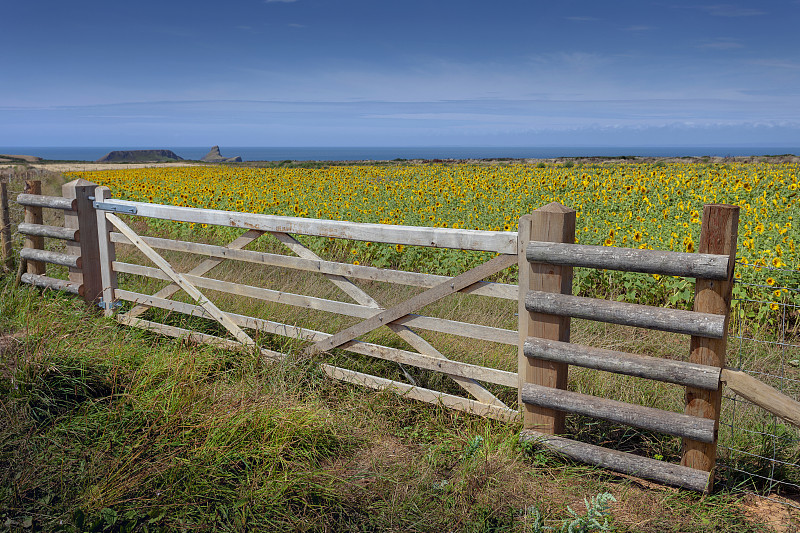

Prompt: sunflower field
[{"left": 67, "top": 161, "right": 799, "bottom": 329}]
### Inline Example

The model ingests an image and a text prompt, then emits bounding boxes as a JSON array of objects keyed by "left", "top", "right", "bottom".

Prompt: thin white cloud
[
  {"left": 624, "top": 25, "right": 653, "bottom": 32},
  {"left": 751, "top": 59, "right": 800, "bottom": 70},
  {"left": 699, "top": 4, "right": 766, "bottom": 17},
  {"left": 699, "top": 38, "right": 744, "bottom": 50}
]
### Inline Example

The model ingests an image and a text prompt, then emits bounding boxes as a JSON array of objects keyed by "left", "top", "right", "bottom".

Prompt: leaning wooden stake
[
  {"left": 23, "top": 180, "right": 46, "bottom": 275},
  {"left": 518, "top": 202, "right": 576, "bottom": 434},
  {"left": 681, "top": 204, "right": 739, "bottom": 489}
]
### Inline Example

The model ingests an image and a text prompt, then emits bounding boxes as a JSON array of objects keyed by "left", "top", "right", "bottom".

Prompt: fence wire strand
[{"left": 724, "top": 259, "right": 800, "bottom": 509}]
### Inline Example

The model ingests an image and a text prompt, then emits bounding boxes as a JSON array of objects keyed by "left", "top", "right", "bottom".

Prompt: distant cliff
[
  {"left": 201, "top": 146, "right": 242, "bottom": 163},
  {"left": 96, "top": 150, "right": 183, "bottom": 163}
]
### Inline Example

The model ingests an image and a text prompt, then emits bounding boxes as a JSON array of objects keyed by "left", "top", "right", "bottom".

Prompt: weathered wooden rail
[{"left": 15, "top": 181, "right": 800, "bottom": 494}]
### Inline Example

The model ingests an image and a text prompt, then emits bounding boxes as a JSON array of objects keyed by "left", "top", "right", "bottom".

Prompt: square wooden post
[
  {"left": 23, "top": 180, "right": 46, "bottom": 275},
  {"left": 681, "top": 204, "right": 739, "bottom": 488},
  {"left": 63, "top": 179, "right": 102, "bottom": 303},
  {"left": 94, "top": 186, "right": 118, "bottom": 316},
  {"left": 518, "top": 202, "right": 576, "bottom": 433}
]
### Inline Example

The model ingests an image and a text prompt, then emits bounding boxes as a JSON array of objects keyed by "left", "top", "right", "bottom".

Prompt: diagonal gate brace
[
  {"left": 307, "top": 253, "right": 517, "bottom": 355},
  {"left": 104, "top": 213, "right": 256, "bottom": 347}
]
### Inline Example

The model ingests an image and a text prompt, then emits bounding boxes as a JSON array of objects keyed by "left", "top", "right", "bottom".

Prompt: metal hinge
[
  {"left": 88, "top": 196, "right": 137, "bottom": 215},
  {"left": 97, "top": 299, "right": 124, "bottom": 310}
]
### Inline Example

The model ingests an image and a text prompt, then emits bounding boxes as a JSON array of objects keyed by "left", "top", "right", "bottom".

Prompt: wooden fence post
[
  {"left": 94, "top": 186, "right": 118, "bottom": 316},
  {"left": 681, "top": 204, "right": 739, "bottom": 487},
  {"left": 518, "top": 202, "right": 576, "bottom": 433},
  {"left": 1, "top": 181, "right": 11, "bottom": 271},
  {"left": 63, "top": 179, "right": 102, "bottom": 303},
  {"left": 23, "top": 180, "right": 46, "bottom": 275}
]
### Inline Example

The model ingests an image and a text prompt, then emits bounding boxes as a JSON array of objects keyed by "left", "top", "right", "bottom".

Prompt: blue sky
[{"left": 2, "top": 0, "right": 800, "bottom": 148}]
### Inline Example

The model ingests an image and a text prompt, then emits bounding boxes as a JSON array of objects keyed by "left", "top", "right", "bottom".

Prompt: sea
[{"left": 2, "top": 146, "right": 798, "bottom": 162}]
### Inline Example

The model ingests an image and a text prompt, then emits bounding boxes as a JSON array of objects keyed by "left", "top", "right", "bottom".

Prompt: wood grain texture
[
  {"left": 20, "top": 248, "right": 80, "bottom": 268},
  {"left": 519, "top": 430, "right": 710, "bottom": 492},
  {"left": 523, "top": 338, "right": 721, "bottom": 390},
  {"left": 526, "top": 241, "right": 729, "bottom": 279},
  {"left": 18, "top": 223, "right": 78, "bottom": 241},
  {"left": 109, "top": 232, "right": 518, "bottom": 300},
  {"left": 102, "top": 198, "right": 519, "bottom": 253},
  {"left": 20, "top": 273, "right": 83, "bottom": 295},
  {"left": 94, "top": 187, "right": 118, "bottom": 316},
  {"left": 682, "top": 205, "right": 738, "bottom": 479},
  {"left": 23, "top": 181, "right": 46, "bottom": 275},
  {"left": 17, "top": 193, "right": 76, "bottom": 211},
  {"left": 62, "top": 179, "right": 101, "bottom": 303},
  {"left": 322, "top": 365, "right": 519, "bottom": 422},
  {"left": 309, "top": 253, "right": 517, "bottom": 354},
  {"left": 525, "top": 291, "right": 726, "bottom": 338},
  {"left": 106, "top": 211, "right": 255, "bottom": 347},
  {"left": 721, "top": 369, "right": 800, "bottom": 428},
  {"left": 518, "top": 203, "right": 576, "bottom": 434},
  {"left": 521, "top": 383, "right": 716, "bottom": 442}
]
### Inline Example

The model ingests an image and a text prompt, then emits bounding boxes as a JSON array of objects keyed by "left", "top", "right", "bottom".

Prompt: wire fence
[{"left": 720, "top": 260, "right": 800, "bottom": 509}]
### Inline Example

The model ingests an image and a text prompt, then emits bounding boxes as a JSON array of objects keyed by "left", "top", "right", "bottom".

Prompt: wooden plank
[
  {"left": 23, "top": 181, "right": 46, "bottom": 275},
  {"left": 321, "top": 364, "right": 519, "bottom": 422},
  {"left": 721, "top": 369, "right": 800, "bottom": 429},
  {"left": 20, "top": 273, "right": 83, "bottom": 295},
  {"left": 682, "top": 204, "right": 738, "bottom": 481},
  {"left": 270, "top": 231, "right": 508, "bottom": 407},
  {"left": 525, "top": 291, "right": 726, "bottom": 339},
  {"left": 124, "top": 229, "right": 265, "bottom": 319},
  {"left": 63, "top": 179, "right": 102, "bottom": 303},
  {"left": 116, "top": 315, "right": 284, "bottom": 361},
  {"left": 17, "top": 193, "right": 76, "bottom": 211},
  {"left": 94, "top": 187, "right": 118, "bottom": 316},
  {"left": 526, "top": 241, "right": 729, "bottom": 280},
  {"left": 101, "top": 198, "right": 519, "bottom": 253},
  {"left": 110, "top": 231, "right": 518, "bottom": 300},
  {"left": 105, "top": 212, "right": 256, "bottom": 347},
  {"left": 20, "top": 248, "right": 81, "bottom": 268},
  {"left": 310, "top": 253, "right": 517, "bottom": 354},
  {"left": 518, "top": 203, "right": 576, "bottom": 434},
  {"left": 519, "top": 430, "right": 711, "bottom": 492},
  {"left": 524, "top": 338, "right": 722, "bottom": 390},
  {"left": 18, "top": 223, "right": 79, "bottom": 241},
  {"left": 115, "top": 289, "right": 516, "bottom": 387},
  {"left": 521, "top": 383, "right": 716, "bottom": 442},
  {"left": 114, "top": 261, "right": 518, "bottom": 345},
  {"left": 1, "top": 182, "right": 11, "bottom": 271}
]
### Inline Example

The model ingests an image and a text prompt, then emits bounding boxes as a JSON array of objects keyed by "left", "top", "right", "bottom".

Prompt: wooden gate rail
[
  {"left": 87, "top": 188, "right": 519, "bottom": 418},
  {"left": 13, "top": 181, "right": 800, "bottom": 493},
  {"left": 107, "top": 232, "right": 518, "bottom": 299},
  {"left": 518, "top": 203, "right": 737, "bottom": 492}
]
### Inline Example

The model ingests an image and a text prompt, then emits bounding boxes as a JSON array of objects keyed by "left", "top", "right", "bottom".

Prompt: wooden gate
[
  {"left": 15, "top": 181, "right": 800, "bottom": 494},
  {"left": 91, "top": 186, "right": 521, "bottom": 422}
]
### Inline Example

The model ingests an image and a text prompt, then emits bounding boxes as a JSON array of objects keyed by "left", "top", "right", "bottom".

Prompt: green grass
[{"left": 0, "top": 275, "right": 790, "bottom": 532}]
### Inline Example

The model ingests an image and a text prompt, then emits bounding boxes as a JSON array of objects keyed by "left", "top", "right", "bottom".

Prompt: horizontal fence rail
[
  {"left": 526, "top": 241, "right": 730, "bottom": 279},
  {"left": 523, "top": 338, "right": 722, "bottom": 390},
  {"left": 519, "top": 430, "right": 711, "bottom": 492},
  {"left": 102, "top": 198, "right": 519, "bottom": 254},
  {"left": 525, "top": 290, "right": 727, "bottom": 339},
  {"left": 18, "top": 222, "right": 79, "bottom": 241},
  {"left": 521, "top": 383, "right": 716, "bottom": 442},
  {"left": 16, "top": 193, "right": 76, "bottom": 211}
]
